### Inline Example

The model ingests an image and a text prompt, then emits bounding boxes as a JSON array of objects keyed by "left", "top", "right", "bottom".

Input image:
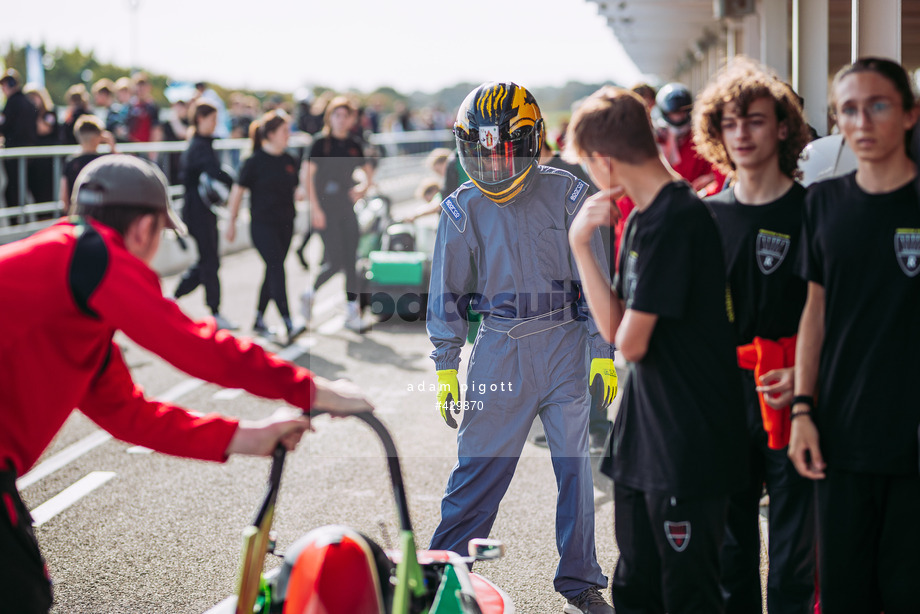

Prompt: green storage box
[{"left": 367, "top": 251, "right": 426, "bottom": 286}]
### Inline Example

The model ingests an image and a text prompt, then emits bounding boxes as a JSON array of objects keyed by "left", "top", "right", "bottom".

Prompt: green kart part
[{"left": 367, "top": 251, "right": 427, "bottom": 286}]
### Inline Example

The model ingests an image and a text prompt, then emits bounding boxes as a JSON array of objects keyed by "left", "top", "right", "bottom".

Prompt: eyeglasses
[{"left": 837, "top": 99, "right": 895, "bottom": 122}]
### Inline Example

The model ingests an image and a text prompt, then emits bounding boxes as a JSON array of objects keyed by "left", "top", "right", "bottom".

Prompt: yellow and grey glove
[
  {"left": 589, "top": 358, "right": 618, "bottom": 413},
  {"left": 436, "top": 369, "right": 461, "bottom": 429}
]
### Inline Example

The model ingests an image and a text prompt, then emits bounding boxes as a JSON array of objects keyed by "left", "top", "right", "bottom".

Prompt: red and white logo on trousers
[{"left": 664, "top": 520, "right": 691, "bottom": 552}]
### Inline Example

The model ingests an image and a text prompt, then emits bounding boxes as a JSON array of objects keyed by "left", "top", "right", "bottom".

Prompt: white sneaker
[
  {"left": 300, "top": 290, "right": 314, "bottom": 324},
  {"left": 344, "top": 301, "right": 373, "bottom": 333},
  {"left": 213, "top": 313, "right": 239, "bottom": 331}
]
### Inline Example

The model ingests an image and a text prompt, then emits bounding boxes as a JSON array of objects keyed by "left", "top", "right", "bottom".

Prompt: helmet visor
[{"left": 455, "top": 124, "right": 539, "bottom": 186}]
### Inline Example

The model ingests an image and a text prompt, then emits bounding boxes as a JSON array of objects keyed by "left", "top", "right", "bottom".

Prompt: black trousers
[
  {"left": 174, "top": 205, "right": 221, "bottom": 313},
  {"left": 3, "top": 158, "right": 30, "bottom": 209},
  {"left": 816, "top": 469, "right": 920, "bottom": 613},
  {"left": 612, "top": 483, "right": 729, "bottom": 614},
  {"left": 0, "top": 468, "right": 53, "bottom": 613},
  {"left": 313, "top": 207, "right": 359, "bottom": 301},
  {"left": 28, "top": 157, "right": 55, "bottom": 205},
  {"left": 721, "top": 371, "right": 816, "bottom": 614},
  {"left": 251, "top": 219, "right": 294, "bottom": 319}
]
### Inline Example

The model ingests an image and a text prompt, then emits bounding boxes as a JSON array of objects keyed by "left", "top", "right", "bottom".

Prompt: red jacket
[{"left": 0, "top": 219, "right": 316, "bottom": 475}]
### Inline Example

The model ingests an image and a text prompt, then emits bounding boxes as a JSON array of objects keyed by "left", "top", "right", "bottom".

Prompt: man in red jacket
[{"left": 0, "top": 154, "right": 373, "bottom": 613}]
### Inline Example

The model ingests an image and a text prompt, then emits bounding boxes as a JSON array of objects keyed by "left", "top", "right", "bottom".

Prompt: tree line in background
[{"left": 3, "top": 43, "right": 618, "bottom": 118}]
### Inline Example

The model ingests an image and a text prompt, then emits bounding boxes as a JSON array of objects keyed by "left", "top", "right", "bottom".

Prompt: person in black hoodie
[
  {"left": 173, "top": 100, "right": 237, "bottom": 330},
  {"left": 226, "top": 110, "right": 305, "bottom": 345},
  {"left": 0, "top": 69, "right": 38, "bottom": 210}
]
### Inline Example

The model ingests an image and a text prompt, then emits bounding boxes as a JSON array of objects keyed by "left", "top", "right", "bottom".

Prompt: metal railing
[{"left": 0, "top": 129, "right": 453, "bottom": 244}]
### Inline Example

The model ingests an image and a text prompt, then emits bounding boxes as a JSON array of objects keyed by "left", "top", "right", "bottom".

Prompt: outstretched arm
[{"left": 788, "top": 282, "right": 826, "bottom": 479}]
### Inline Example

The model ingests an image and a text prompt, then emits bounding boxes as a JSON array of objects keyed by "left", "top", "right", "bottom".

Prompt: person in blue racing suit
[{"left": 426, "top": 82, "right": 617, "bottom": 614}]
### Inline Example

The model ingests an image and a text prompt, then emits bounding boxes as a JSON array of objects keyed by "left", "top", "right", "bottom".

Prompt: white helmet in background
[{"left": 797, "top": 134, "right": 858, "bottom": 187}]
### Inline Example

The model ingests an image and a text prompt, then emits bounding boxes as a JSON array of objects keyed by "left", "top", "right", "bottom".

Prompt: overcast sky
[{"left": 1, "top": 0, "right": 645, "bottom": 93}]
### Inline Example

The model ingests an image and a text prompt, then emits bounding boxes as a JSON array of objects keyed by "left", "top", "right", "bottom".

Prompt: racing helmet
[
  {"left": 797, "top": 133, "right": 857, "bottom": 186},
  {"left": 454, "top": 82, "right": 544, "bottom": 204},
  {"left": 656, "top": 82, "right": 693, "bottom": 127},
  {"left": 197, "top": 164, "right": 236, "bottom": 207}
]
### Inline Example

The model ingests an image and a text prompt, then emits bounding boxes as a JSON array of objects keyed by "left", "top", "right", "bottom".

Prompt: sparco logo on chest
[{"left": 894, "top": 229, "right": 920, "bottom": 277}]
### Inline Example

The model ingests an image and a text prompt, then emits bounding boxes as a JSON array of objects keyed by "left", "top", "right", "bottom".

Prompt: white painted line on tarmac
[
  {"left": 202, "top": 568, "right": 281, "bottom": 614},
  {"left": 312, "top": 296, "right": 340, "bottom": 319},
  {"left": 31, "top": 471, "right": 116, "bottom": 527},
  {"left": 760, "top": 513, "right": 769, "bottom": 550},
  {"left": 16, "top": 430, "right": 112, "bottom": 490},
  {"left": 20, "top": 342, "right": 318, "bottom": 492},
  {"left": 18, "top": 378, "right": 208, "bottom": 490},
  {"left": 213, "top": 388, "right": 244, "bottom": 400},
  {"left": 156, "top": 377, "right": 205, "bottom": 403},
  {"left": 276, "top": 337, "right": 315, "bottom": 361},
  {"left": 316, "top": 315, "right": 345, "bottom": 335},
  {"left": 201, "top": 596, "right": 235, "bottom": 614}
]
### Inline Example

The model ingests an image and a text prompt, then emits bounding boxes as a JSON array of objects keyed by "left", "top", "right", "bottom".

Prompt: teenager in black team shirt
[
  {"left": 565, "top": 86, "right": 747, "bottom": 613},
  {"left": 791, "top": 57, "right": 920, "bottom": 613},
  {"left": 225, "top": 110, "right": 306, "bottom": 345},
  {"left": 694, "top": 57, "right": 816, "bottom": 614}
]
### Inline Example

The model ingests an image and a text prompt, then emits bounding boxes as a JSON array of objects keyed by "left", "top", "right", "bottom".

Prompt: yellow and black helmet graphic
[{"left": 454, "top": 82, "right": 544, "bottom": 204}]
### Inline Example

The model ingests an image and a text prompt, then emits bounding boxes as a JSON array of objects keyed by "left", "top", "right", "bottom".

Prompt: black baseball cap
[{"left": 73, "top": 154, "right": 186, "bottom": 234}]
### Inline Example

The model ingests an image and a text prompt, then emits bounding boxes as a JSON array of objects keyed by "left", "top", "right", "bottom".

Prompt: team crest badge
[
  {"left": 664, "top": 520, "right": 691, "bottom": 552},
  {"left": 480, "top": 126, "right": 499, "bottom": 150},
  {"left": 756, "top": 230, "right": 791, "bottom": 275},
  {"left": 895, "top": 229, "right": 920, "bottom": 277}
]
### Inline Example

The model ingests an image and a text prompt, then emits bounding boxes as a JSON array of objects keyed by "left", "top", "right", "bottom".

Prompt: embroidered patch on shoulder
[
  {"left": 443, "top": 197, "right": 461, "bottom": 221},
  {"left": 664, "top": 520, "right": 691, "bottom": 552},
  {"left": 569, "top": 179, "right": 587, "bottom": 203},
  {"left": 441, "top": 196, "right": 466, "bottom": 233}
]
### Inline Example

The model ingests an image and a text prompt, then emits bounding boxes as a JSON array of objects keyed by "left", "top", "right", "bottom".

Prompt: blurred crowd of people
[{"left": 0, "top": 66, "right": 454, "bottom": 215}]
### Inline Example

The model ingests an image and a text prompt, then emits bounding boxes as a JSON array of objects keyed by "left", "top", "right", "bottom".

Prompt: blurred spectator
[
  {"left": 293, "top": 90, "right": 334, "bottom": 269},
  {"left": 631, "top": 82, "right": 658, "bottom": 114},
  {"left": 655, "top": 82, "right": 723, "bottom": 193},
  {"left": 442, "top": 149, "right": 469, "bottom": 197},
  {"left": 363, "top": 95, "right": 385, "bottom": 134},
  {"left": 91, "top": 78, "right": 116, "bottom": 125},
  {"left": 23, "top": 84, "right": 60, "bottom": 204},
  {"left": 548, "top": 118, "right": 566, "bottom": 151},
  {"left": 426, "top": 147, "right": 450, "bottom": 180},
  {"left": 225, "top": 110, "right": 305, "bottom": 343},
  {"left": 299, "top": 95, "right": 375, "bottom": 333},
  {"left": 173, "top": 100, "right": 237, "bottom": 330},
  {"left": 401, "top": 148, "right": 451, "bottom": 222},
  {"left": 195, "top": 81, "right": 230, "bottom": 138},
  {"left": 0, "top": 69, "right": 38, "bottom": 208},
  {"left": 294, "top": 89, "right": 324, "bottom": 136},
  {"left": 60, "top": 115, "right": 115, "bottom": 214},
  {"left": 128, "top": 72, "right": 162, "bottom": 146},
  {"left": 229, "top": 92, "right": 256, "bottom": 139},
  {"left": 262, "top": 94, "right": 283, "bottom": 113},
  {"left": 106, "top": 77, "right": 133, "bottom": 142},
  {"left": 161, "top": 98, "right": 190, "bottom": 183},
  {"left": 60, "top": 84, "right": 93, "bottom": 146}
]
